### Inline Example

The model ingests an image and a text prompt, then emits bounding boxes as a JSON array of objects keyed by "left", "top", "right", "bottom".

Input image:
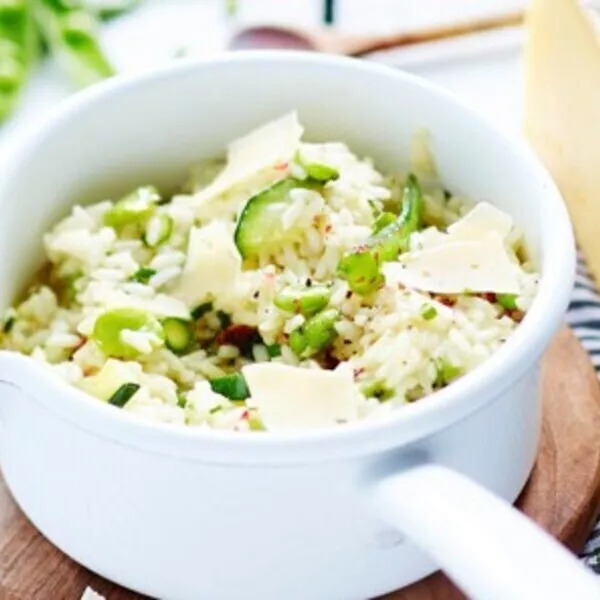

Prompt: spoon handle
[{"left": 343, "top": 11, "right": 524, "bottom": 57}]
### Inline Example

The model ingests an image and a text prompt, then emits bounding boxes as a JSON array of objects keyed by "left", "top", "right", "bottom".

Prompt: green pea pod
[
  {"left": 337, "top": 173, "right": 424, "bottom": 295},
  {"left": 0, "top": 0, "right": 37, "bottom": 124},
  {"left": 33, "top": 0, "right": 114, "bottom": 88}
]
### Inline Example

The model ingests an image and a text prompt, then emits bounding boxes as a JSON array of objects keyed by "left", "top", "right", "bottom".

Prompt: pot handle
[{"left": 372, "top": 463, "right": 600, "bottom": 600}]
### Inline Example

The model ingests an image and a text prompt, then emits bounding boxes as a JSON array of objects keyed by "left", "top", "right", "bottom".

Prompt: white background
[{"left": 0, "top": 0, "right": 528, "bottom": 167}]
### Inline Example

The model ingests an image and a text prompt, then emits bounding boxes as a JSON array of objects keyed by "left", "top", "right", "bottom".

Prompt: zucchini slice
[{"left": 234, "top": 179, "right": 313, "bottom": 260}]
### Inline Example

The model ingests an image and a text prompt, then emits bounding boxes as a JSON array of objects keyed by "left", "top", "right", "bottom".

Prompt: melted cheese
[
  {"left": 243, "top": 363, "right": 359, "bottom": 431},
  {"left": 384, "top": 232, "right": 519, "bottom": 294},
  {"left": 172, "top": 221, "right": 241, "bottom": 308},
  {"left": 525, "top": 0, "right": 600, "bottom": 280},
  {"left": 195, "top": 112, "right": 303, "bottom": 201}
]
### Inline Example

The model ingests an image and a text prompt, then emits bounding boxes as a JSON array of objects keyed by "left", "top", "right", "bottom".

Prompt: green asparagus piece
[
  {"left": 0, "top": 0, "right": 36, "bottom": 124},
  {"left": 337, "top": 173, "right": 424, "bottom": 295},
  {"left": 33, "top": 0, "right": 114, "bottom": 88}
]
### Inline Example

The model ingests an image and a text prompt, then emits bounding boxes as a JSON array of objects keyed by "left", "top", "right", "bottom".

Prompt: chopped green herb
[
  {"left": 176, "top": 392, "right": 187, "bottom": 408},
  {"left": 210, "top": 373, "right": 249, "bottom": 401},
  {"left": 209, "top": 404, "right": 223, "bottom": 414},
  {"left": 3, "top": 316, "right": 15, "bottom": 333},
  {"left": 266, "top": 343, "right": 281, "bottom": 358},
  {"left": 421, "top": 304, "right": 438, "bottom": 321},
  {"left": 497, "top": 293, "right": 518, "bottom": 310},
  {"left": 216, "top": 310, "right": 232, "bottom": 329},
  {"left": 129, "top": 267, "right": 156, "bottom": 284},
  {"left": 108, "top": 382, "right": 140, "bottom": 407},
  {"left": 191, "top": 302, "right": 213, "bottom": 320}
]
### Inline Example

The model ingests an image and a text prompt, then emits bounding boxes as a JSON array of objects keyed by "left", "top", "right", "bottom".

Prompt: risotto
[{"left": 0, "top": 113, "right": 539, "bottom": 432}]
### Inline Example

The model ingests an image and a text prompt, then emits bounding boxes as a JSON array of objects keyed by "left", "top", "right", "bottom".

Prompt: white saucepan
[{"left": 0, "top": 53, "right": 595, "bottom": 600}]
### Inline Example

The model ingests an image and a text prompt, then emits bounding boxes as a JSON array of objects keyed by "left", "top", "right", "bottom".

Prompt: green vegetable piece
[
  {"left": 336, "top": 251, "right": 384, "bottom": 296},
  {"left": 373, "top": 212, "right": 396, "bottom": 234},
  {"left": 0, "top": 0, "right": 37, "bottom": 124},
  {"left": 247, "top": 413, "right": 265, "bottom": 431},
  {"left": 191, "top": 302, "right": 213, "bottom": 320},
  {"left": 33, "top": 0, "right": 114, "bottom": 88},
  {"left": 361, "top": 379, "right": 394, "bottom": 401},
  {"left": 103, "top": 186, "right": 160, "bottom": 228},
  {"left": 288, "top": 308, "right": 339, "bottom": 358},
  {"left": 273, "top": 285, "right": 331, "bottom": 316},
  {"left": 92, "top": 307, "right": 164, "bottom": 358},
  {"left": 234, "top": 178, "right": 317, "bottom": 260},
  {"left": 176, "top": 392, "right": 186, "bottom": 408},
  {"left": 434, "top": 359, "right": 463, "bottom": 388},
  {"left": 294, "top": 149, "right": 340, "bottom": 183},
  {"left": 108, "top": 382, "right": 140, "bottom": 407},
  {"left": 497, "top": 293, "right": 518, "bottom": 310},
  {"left": 143, "top": 213, "right": 173, "bottom": 248},
  {"left": 3, "top": 315, "right": 14, "bottom": 333},
  {"left": 210, "top": 373, "right": 249, "bottom": 401},
  {"left": 421, "top": 304, "right": 438, "bottom": 321},
  {"left": 266, "top": 343, "right": 281, "bottom": 358},
  {"left": 129, "top": 267, "right": 156, "bottom": 284},
  {"left": 337, "top": 173, "right": 424, "bottom": 295},
  {"left": 216, "top": 310, "right": 231, "bottom": 329},
  {"left": 163, "top": 317, "right": 192, "bottom": 354}
]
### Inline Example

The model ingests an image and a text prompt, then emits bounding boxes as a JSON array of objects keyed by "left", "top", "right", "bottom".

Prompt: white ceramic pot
[{"left": 0, "top": 53, "right": 594, "bottom": 600}]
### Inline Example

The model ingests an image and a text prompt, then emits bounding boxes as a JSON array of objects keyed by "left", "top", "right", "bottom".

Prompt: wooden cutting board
[{"left": 0, "top": 327, "right": 598, "bottom": 600}]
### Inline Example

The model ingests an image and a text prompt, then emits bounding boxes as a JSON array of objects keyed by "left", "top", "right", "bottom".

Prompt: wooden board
[{"left": 0, "top": 328, "right": 599, "bottom": 600}]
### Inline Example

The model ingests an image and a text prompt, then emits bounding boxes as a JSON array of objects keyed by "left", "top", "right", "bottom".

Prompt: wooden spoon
[{"left": 229, "top": 11, "right": 524, "bottom": 57}]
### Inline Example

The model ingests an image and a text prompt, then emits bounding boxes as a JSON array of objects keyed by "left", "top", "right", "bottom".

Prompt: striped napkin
[{"left": 572, "top": 253, "right": 600, "bottom": 570}]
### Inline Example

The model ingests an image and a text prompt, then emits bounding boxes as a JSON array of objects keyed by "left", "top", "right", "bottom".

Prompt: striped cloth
[{"left": 571, "top": 253, "right": 600, "bottom": 570}]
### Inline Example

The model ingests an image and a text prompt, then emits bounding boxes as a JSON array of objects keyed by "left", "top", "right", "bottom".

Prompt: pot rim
[{"left": 0, "top": 52, "right": 575, "bottom": 464}]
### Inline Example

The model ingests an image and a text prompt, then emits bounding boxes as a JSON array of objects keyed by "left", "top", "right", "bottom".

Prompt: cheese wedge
[
  {"left": 525, "top": 0, "right": 600, "bottom": 280},
  {"left": 383, "top": 232, "right": 519, "bottom": 294},
  {"left": 173, "top": 221, "right": 242, "bottom": 308},
  {"left": 243, "top": 363, "right": 359, "bottom": 431},
  {"left": 447, "top": 202, "right": 513, "bottom": 241},
  {"left": 194, "top": 112, "right": 303, "bottom": 202}
]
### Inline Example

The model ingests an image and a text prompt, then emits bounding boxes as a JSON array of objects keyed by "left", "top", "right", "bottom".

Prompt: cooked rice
[{"left": 0, "top": 123, "right": 539, "bottom": 432}]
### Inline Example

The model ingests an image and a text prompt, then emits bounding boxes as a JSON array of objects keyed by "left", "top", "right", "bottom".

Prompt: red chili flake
[
  {"left": 482, "top": 292, "right": 497, "bottom": 303},
  {"left": 241, "top": 410, "right": 250, "bottom": 420},
  {"left": 353, "top": 367, "right": 365, "bottom": 379},
  {"left": 274, "top": 161, "right": 288, "bottom": 171},
  {"left": 324, "top": 224, "right": 333, "bottom": 234},
  {"left": 216, "top": 324, "right": 260, "bottom": 353},
  {"left": 436, "top": 295, "right": 456, "bottom": 307}
]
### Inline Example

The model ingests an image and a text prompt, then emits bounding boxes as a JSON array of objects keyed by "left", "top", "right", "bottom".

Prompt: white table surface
[{"left": 0, "top": 0, "right": 527, "bottom": 167}]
